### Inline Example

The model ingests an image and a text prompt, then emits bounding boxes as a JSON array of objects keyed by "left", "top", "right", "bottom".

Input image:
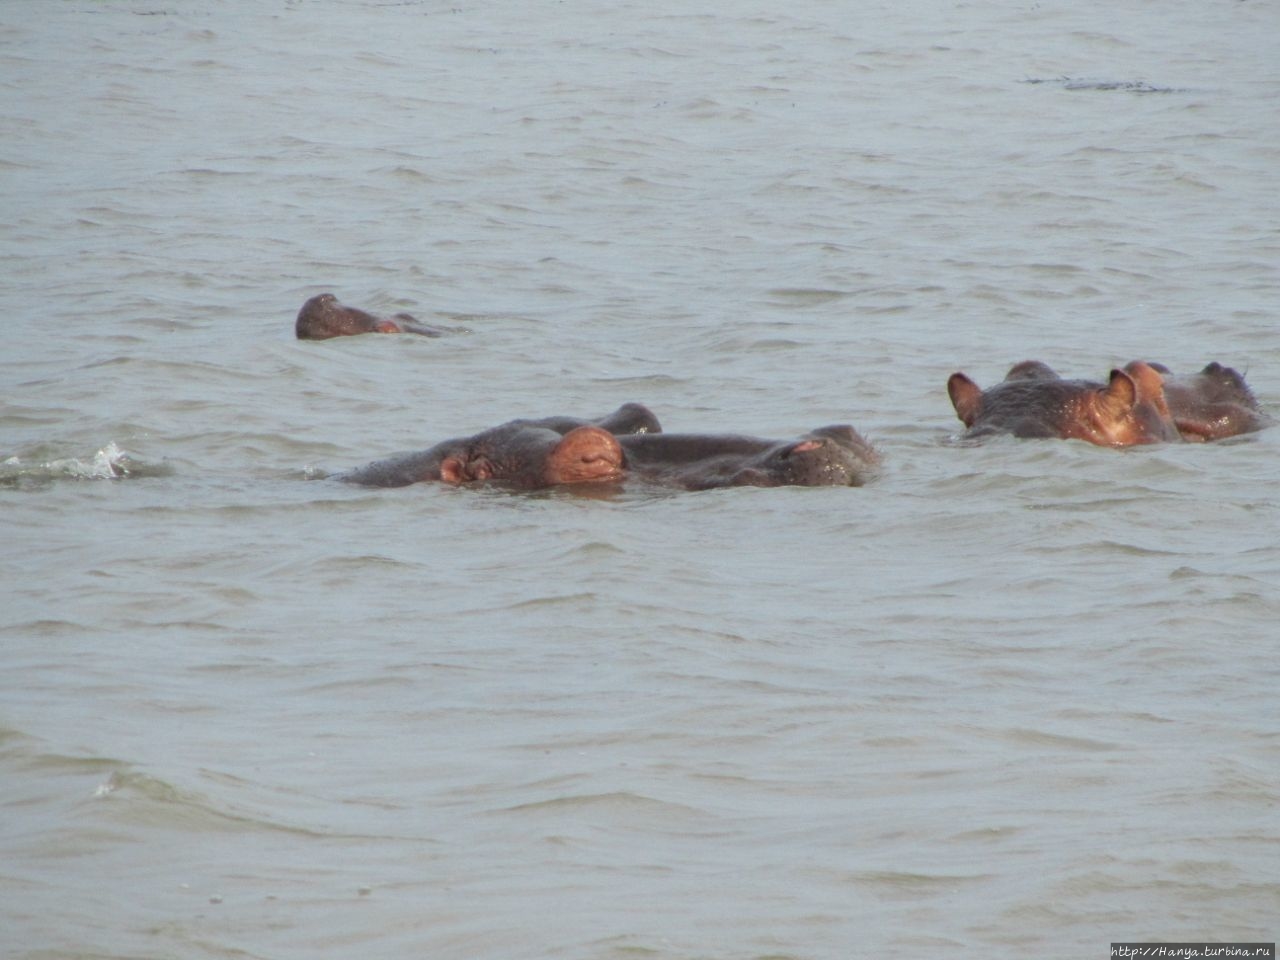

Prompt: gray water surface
[{"left": 2, "top": 2, "right": 1278, "bottom": 958}]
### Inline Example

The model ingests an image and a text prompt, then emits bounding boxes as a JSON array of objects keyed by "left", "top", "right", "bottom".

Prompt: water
[{"left": 2, "top": 1, "right": 1278, "bottom": 958}]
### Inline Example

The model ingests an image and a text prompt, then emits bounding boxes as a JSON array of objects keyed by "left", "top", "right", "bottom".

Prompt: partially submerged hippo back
[
  {"left": 620, "top": 424, "right": 879, "bottom": 489},
  {"left": 513, "top": 402, "right": 663, "bottom": 438},
  {"left": 1146, "top": 361, "right": 1271, "bottom": 441},
  {"left": 947, "top": 361, "right": 1182, "bottom": 447},
  {"left": 721, "top": 425, "right": 880, "bottom": 488},
  {"left": 296, "top": 293, "right": 446, "bottom": 340}
]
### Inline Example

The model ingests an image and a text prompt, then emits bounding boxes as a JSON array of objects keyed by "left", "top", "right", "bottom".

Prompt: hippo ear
[
  {"left": 438, "top": 456, "right": 467, "bottom": 484},
  {"left": 1122, "top": 361, "right": 1172, "bottom": 415},
  {"left": 1122, "top": 361, "right": 1156, "bottom": 393},
  {"left": 1100, "top": 369, "right": 1138, "bottom": 412},
  {"left": 947, "top": 373, "right": 983, "bottom": 426},
  {"left": 441, "top": 457, "right": 492, "bottom": 483}
]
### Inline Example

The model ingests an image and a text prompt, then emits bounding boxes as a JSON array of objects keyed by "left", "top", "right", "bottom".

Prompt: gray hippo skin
[
  {"left": 510, "top": 402, "right": 663, "bottom": 438},
  {"left": 619, "top": 424, "right": 879, "bottom": 489},
  {"left": 947, "top": 360, "right": 1182, "bottom": 446},
  {"left": 339, "top": 423, "right": 623, "bottom": 489},
  {"left": 1143, "top": 361, "right": 1271, "bottom": 441},
  {"left": 338, "top": 404, "right": 658, "bottom": 489},
  {"left": 296, "top": 293, "right": 449, "bottom": 340}
]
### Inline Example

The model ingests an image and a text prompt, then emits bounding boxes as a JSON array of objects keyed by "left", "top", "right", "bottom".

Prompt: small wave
[
  {"left": 496, "top": 790, "right": 708, "bottom": 820},
  {"left": 90, "top": 768, "right": 341, "bottom": 838},
  {"left": 1021, "top": 76, "right": 1186, "bottom": 94},
  {"left": 589, "top": 373, "right": 689, "bottom": 388},
  {"left": 0, "top": 618, "right": 94, "bottom": 638},
  {"left": 374, "top": 164, "right": 438, "bottom": 182},
  {"left": 0, "top": 441, "right": 168, "bottom": 488},
  {"left": 764, "top": 287, "right": 853, "bottom": 306},
  {"left": 499, "top": 591, "right": 601, "bottom": 612},
  {"left": 845, "top": 869, "right": 996, "bottom": 891},
  {"left": 552, "top": 540, "right": 627, "bottom": 561},
  {"left": 992, "top": 726, "right": 1119, "bottom": 752}
]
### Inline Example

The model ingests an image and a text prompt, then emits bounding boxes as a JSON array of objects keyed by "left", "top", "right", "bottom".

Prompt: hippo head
[
  {"left": 1186, "top": 362, "right": 1256, "bottom": 407},
  {"left": 948, "top": 362, "right": 1181, "bottom": 446},
  {"left": 438, "top": 425, "right": 624, "bottom": 489},
  {"left": 1100, "top": 362, "right": 1181, "bottom": 445},
  {"left": 726, "top": 426, "right": 879, "bottom": 488},
  {"left": 948, "top": 360, "right": 1064, "bottom": 427},
  {"left": 1003, "top": 360, "right": 1060, "bottom": 382},
  {"left": 296, "top": 293, "right": 394, "bottom": 339},
  {"left": 1149, "top": 360, "right": 1270, "bottom": 441}
]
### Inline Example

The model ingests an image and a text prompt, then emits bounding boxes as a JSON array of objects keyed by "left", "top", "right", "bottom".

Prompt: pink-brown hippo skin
[
  {"left": 618, "top": 424, "right": 880, "bottom": 489},
  {"left": 336, "top": 404, "right": 656, "bottom": 489},
  {"left": 339, "top": 422, "right": 624, "bottom": 489},
  {"left": 947, "top": 361, "right": 1182, "bottom": 447},
  {"left": 1141, "top": 362, "right": 1271, "bottom": 441},
  {"left": 296, "top": 293, "right": 448, "bottom": 340}
]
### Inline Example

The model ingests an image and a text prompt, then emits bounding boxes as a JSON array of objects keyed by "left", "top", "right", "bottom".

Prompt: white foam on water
[{"left": 38, "top": 442, "right": 132, "bottom": 480}]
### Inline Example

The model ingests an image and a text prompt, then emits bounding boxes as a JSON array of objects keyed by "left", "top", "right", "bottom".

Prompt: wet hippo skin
[
  {"left": 947, "top": 361, "right": 1182, "bottom": 446},
  {"left": 296, "top": 293, "right": 449, "bottom": 340},
  {"left": 619, "top": 424, "right": 879, "bottom": 489},
  {"left": 1143, "top": 362, "right": 1271, "bottom": 441},
  {"left": 510, "top": 402, "right": 663, "bottom": 438},
  {"left": 338, "top": 404, "right": 656, "bottom": 489},
  {"left": 338, "top": 422, "right": 624, "bottom": 489}
]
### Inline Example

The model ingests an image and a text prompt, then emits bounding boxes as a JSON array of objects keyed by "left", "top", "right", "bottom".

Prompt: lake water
[{"left": 2, "top": 1, "right": 1278, "bottom": 958}]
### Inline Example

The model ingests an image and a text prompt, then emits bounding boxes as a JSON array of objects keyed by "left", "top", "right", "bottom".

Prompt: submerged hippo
[
  {"left": 296, "top": 293, "right": 449, "bottom": 340},
  {"left": 618, "top": 424, "right": 880, "bottom": 489},
  {"left": 509, "top": 402, "right": 663, "bottom": 439},
  {"left": 339, "top": 422, "right": 623, "bottom": 488},
  {"left": 947, "top": 361, "right": 1182, "bottom": 446},
  {"left": 338, "top": 404, "right": 659, "bottom": 489},
  {"left": 340, "top": 405, "right": 878, "bottom": 491},
  {"left": 1141, "top": 362, "right": 1270, "bottom": 441}
]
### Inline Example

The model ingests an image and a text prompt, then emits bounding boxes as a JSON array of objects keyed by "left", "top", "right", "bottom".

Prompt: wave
[{"left": 0, "top": 441, "right": 171, "bottom": 489}]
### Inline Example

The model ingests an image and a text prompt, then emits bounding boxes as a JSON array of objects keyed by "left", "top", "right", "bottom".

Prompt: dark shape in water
[
  {"left": 295, "top": 293, "right": 450, "bottom": 340},
  {"left": 946, "top": 360, "right": 1182, "bottom": 446},
  {"left": 618, "top": 424, "right": 879, "bottom": 489},
  {"left": 338, "top": 404, "right": 659, "bottom": 489},
  {"left": 1143, "top": 361, "right": 1271, "bottom": 441}
]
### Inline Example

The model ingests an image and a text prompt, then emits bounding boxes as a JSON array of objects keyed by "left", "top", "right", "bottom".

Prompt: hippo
[
  {"left": 618, "top": 424, "right": 880, "bottom": 489},
  {"left": 947, "top": 361, "right": 1182, "bottom": 446},
  {"left": 338, "top": 404, "right": 659, "bottom": 489},
  {"left": 296, "top": 293, "right": 449, "bottom": 340},
  {"left": 1141, "top": 362, "right": 1271, "bottom": 441},
  {"left": 509, "top": 402, "right": 663, "bottom": 439},
  {"left": 339, "top": 422, "right": 623, "bottom": 489}
]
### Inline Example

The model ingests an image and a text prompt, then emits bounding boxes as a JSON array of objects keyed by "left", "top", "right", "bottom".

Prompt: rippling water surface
[{"left": 2, "top": 1, "right": 1278, "bottom": 958}]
